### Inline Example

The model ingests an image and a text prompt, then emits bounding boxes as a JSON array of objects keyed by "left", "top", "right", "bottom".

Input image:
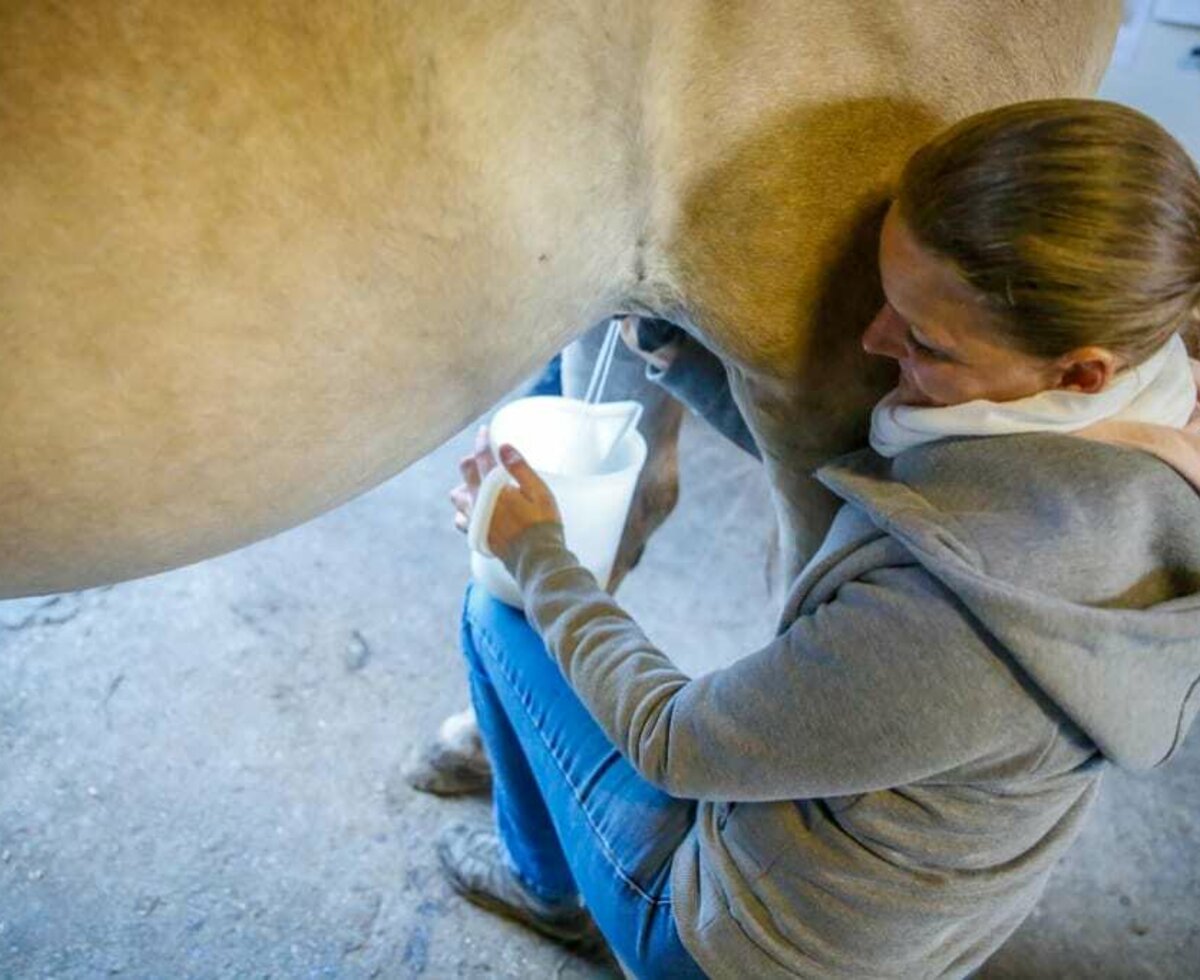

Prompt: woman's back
[{"left": 642, "top": 432, "right": 1200, "bottom": 977}]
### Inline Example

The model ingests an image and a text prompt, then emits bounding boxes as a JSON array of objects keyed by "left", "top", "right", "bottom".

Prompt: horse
[{"left": 0, "top": 1, "right": 1120, "bottom": 597}]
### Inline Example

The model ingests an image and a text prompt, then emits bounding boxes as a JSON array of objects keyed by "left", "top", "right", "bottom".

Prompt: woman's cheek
[{"left": 911, "top": 364, "right": 961, "bottom": 407}]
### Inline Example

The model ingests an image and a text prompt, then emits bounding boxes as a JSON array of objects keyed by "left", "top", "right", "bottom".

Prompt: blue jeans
[
  {"left": 525, "top": 353, "right": 563, "bottom": 397},
  {"left": 460, "top": 584, "right": 706, "bottom": 979}
]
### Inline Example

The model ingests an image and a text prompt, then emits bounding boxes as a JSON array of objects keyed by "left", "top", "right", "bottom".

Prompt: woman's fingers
[
  {"left": 449, "top": 483, "right": 473, "bottom": 512},
  {"left": 615, "top": 314, "right": 676, "bottom": 371},
  {"left": 618, "top": 315, "right": 640, "bottom": 353},
  {"left": 473, "top": 425, "right": 497, "bottom": 476},
  {"left": 449, "top": 485, "right": 473, "bottom": 534},
  {"left": 451, "top": 433, "right": 561, "bottom": 555},
  {"left": 458, "top": 455, "right": 480, "bottom": 489},
  {"left": 498, "top": 444, "right": 550, "bottom": 501}
]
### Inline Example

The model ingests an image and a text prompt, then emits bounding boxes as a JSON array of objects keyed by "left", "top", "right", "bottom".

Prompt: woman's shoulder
[
  {"left": 823, "top": 430, "right": 1199, "bottom": 523},
  {"left": 817, "top": 433, "right": 1200, "bottom": 608}
]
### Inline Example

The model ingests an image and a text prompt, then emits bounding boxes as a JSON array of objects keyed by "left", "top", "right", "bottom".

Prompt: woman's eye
[
  {"left": 908, "top": 330, "right": 948, "bottom": 361},
  {"left": 907, "top": 332, "right": 933, "bottom": 354}
]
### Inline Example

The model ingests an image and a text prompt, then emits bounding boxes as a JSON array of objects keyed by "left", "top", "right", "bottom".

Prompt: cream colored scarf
[{"left": 869, "top": 333, "right": 1197, "bottom": 462}]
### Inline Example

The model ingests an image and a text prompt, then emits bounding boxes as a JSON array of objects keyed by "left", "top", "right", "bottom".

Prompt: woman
[{"left": 433, "top": 100, "right": 1200, "bottom": 978}]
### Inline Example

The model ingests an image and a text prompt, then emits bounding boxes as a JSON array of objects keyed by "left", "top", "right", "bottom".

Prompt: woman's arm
[
  {"left": 621, "top": 317, "right": 760, "bottom": 460},
  {"left": 503, "top": 522, "right": 1050, "bottom": 800}
]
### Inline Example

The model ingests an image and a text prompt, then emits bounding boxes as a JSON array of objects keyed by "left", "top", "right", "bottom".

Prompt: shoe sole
[{"left": 437, "top": 842, "right": 612, "bottom": 962}]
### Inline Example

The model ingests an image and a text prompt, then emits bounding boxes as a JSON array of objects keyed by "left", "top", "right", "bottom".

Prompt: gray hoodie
[{"left": 500, "top": 348, "right": 1200, "bottom": 978}]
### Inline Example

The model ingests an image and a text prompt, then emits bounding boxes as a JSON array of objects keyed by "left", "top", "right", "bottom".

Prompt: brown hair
[{"left": 897, "top": 99, "right": 1200, "bottom": 364}]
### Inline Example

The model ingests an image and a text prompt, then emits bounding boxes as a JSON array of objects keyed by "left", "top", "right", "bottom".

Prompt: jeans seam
[
  {"left": 468, "top": 671, "right": 579, "bottom": 906},
  {"left": 472, "top": 617, "right": 673, "bottom": 909}
]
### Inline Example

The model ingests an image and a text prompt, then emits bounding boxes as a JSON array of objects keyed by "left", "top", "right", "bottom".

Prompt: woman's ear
[{"left": 1053, "top": 347, "right": 1123, "bottom": 394}]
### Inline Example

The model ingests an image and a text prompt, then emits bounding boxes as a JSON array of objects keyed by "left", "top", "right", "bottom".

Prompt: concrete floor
[{"left": 2, "top": 403, "right": 1199, "bottom": 979}]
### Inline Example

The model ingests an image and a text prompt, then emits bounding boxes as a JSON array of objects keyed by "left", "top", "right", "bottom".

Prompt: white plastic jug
[{"left": 468, "top": 395, "right": 647, "bottom": 608}]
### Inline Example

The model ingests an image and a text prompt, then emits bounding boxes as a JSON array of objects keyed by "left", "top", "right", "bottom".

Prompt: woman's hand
[
  {"left": 618, "top": 315, "right": 681, "bottom": 372},
  {"left": 450, "top": 425, "right": 562, "bottom": 559}
]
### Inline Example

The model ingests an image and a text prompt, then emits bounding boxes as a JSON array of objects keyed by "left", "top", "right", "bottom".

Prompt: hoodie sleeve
[
  {"left": 503, "top": 523, "right": 1052, "bottom": 801},
  {"left": 645, "top": 336, "right": 761, "bottom": 460}
]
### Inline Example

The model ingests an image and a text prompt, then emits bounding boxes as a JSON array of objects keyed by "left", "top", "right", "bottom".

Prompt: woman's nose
[{"left": 862, "top": 305, "right": 907, "bottom": 359}]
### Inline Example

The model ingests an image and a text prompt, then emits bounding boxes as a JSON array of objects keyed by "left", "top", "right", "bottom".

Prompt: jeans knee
[
  {"left": 464, "top": 580, "right": 496, "bottom": 628},
  {"left": 461, "top": 582, "right": 524, "bottom": 673},
  {"left": 459, "top": 584, "right": 488, "bottom": 672}
]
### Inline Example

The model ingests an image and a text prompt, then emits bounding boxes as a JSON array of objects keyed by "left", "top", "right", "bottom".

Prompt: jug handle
[{"left": 467, "top": 467, "right": 514, "bottom": 559}]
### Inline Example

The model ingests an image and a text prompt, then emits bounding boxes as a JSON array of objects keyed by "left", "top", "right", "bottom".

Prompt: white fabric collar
[{"left": 869, "top": 333, "right": 1197, "bottom": 459}]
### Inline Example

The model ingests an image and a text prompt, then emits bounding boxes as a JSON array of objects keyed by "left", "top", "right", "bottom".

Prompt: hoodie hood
[
  {"left": 818, "top": 432, "right": 1200, "bottom": 771},
  {"left": 1074, "top": 358, "right": 1200, "bottom": 493}
]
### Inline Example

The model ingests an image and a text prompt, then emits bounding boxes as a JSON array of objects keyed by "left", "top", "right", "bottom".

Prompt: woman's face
[{"left": 862, "top": 206, "right": 1081, "bottom": 408}]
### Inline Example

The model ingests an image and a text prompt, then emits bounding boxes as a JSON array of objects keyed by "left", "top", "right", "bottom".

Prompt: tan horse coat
[{"left": 0, "top": 1, "right": 1120, "bottom": 596}]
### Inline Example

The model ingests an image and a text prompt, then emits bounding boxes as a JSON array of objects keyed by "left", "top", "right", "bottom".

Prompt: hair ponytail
[{"left": 898, "top": 100, "right": 1200, "bottom": 366}]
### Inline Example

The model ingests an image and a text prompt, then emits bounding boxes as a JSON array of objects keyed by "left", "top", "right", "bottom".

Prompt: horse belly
[{"left": 0, "top": 1, "right": 649, "bottom": 595}]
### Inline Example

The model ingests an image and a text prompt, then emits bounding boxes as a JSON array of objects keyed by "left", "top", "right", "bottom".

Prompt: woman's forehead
[{"left": 880, "top": 208, "right": 992, "bottom": 336}]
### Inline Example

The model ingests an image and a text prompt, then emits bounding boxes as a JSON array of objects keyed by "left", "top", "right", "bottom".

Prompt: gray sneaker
[
  {"left": 436, "top": 822, "right": 612, "bottom": 962},
  {"left": 403, "top": 708, "right": 492, "bottom": 796}
]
